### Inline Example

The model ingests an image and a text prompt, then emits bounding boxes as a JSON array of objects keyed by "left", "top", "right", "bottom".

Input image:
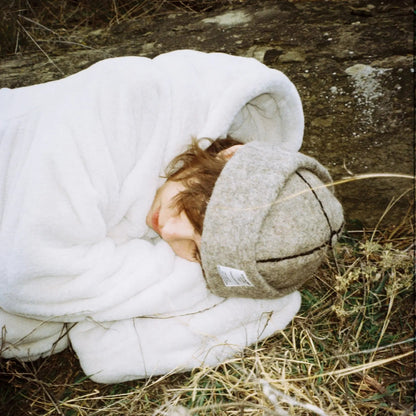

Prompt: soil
[{"left": 0, "top": 0, "right": 413, "bottom": 228}]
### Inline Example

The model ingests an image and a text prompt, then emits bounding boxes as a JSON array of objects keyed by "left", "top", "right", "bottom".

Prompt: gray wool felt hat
[{"left": 200, "top": 141, "right": 344, "bottom": 299}]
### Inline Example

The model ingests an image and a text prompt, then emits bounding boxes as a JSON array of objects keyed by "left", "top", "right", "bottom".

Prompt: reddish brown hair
[{"left": 165, "top": 137, "right": 243, "bottom": 235}]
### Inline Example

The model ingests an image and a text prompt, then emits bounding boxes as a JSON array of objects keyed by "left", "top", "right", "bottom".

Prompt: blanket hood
[{"left": 155, "top": 50, "right": 303, "bottom": 155}]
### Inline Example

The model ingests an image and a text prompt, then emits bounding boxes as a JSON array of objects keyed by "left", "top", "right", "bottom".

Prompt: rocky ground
[{"left": 0, "top": 0, "right": 413, "bottom": 228}]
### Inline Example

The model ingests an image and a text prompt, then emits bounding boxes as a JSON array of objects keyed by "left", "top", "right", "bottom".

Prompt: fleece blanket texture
[{"left": 0, "top": 50, "right": 303, "bottom": 383}]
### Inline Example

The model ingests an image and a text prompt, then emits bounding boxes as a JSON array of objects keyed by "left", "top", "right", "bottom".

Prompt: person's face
[{"left": 146, "top": 180, "right": 201, "bottom": 262}]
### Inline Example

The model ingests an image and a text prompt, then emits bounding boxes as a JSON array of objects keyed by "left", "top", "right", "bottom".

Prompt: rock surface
[{"left": 0, "top": 0, "right": 413, "bottom": 228}]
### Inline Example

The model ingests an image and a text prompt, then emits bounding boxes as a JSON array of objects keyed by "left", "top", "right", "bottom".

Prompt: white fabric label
[{"left": 217, "top": 265, "right": 254, "bottom": 287}]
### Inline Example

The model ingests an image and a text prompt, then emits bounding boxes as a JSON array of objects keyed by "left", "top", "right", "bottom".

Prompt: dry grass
[
  {"left": 0, "top": 0, "right": 241, "bottom": 57},
  {"left": 0, "top": 0, "right": 349, "bottom": 58},
  {"left": 1, "top": 203, "right": 414, "bottom": 415}
]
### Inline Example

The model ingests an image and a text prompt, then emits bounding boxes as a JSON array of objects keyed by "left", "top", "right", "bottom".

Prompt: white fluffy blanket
[{"left": 0, "top": 50, "right": 303, "bottom": 383}]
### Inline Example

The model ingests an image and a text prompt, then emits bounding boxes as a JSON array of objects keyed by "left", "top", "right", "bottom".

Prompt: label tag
[{"left": 217, "top": 265, "right": 254, "bottom": 287}]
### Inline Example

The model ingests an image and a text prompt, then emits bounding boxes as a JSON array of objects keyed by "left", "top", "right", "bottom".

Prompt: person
[
  {"left": 0, "top": 50, "right": 343, "bottom": 382},
  {"left": 145, "top": 137, "right": 243, "bottom": 262},
  {"left": 146, "top": 136, "right": 344, "bottom": 299}
]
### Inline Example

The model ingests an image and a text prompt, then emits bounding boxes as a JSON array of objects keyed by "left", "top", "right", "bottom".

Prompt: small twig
[
  {"left": 112, "top": 0, "right": 120, "bottom": 24},
  {"left": 20, "top": 361, "right": 65, "bottom": 416},
  {"left": 333, "top": 337, "right": 415, "bottom": 358},
  {"left": 342, "top": 159, "right": 354, "bottom": 176},
  {"left": 370, "top": 188, "right": 413, "bottom": 243},
  {"left": 187, "top": 400, "right": 280, "bottom": 416},
  {"left": 14, "top": 27, "right": 20, "bottom": 54},
  {"left": 283, "top": 350, "right": 413, "bottom": 381},
  {"left": 261, "top": 380, "right": 329, "bottom": 416},
  {"left": 37, "top": 38, "right": 94, "bottom": 49},
  {"left": 19, "top": 15, "right": 60, "bottom": 36},
  {"left": 16, "top": 18, "right": 65, "bottom": 75},
  {"left": 400, "top": 404, "right": 415, "bottom": 416},
  {"left": 338, "top": 356, "right": 405, "bottom": 411}
]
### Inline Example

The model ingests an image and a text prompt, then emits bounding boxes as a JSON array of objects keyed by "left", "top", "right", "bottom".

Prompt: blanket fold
[
  {"left": 0, "top": 50, "right": 304, "bottom": 382},
  {"left": 70, "top": 291, "right": 301, "bottom": 383}
]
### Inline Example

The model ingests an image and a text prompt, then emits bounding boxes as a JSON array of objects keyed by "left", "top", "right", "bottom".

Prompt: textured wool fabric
[{"left": 200, "top": 141, "right": 344, "bottom": 298}]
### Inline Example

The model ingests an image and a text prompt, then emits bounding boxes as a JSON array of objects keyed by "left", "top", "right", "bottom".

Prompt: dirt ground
[{"left": 0, "top": 0, "right": 413, "bottom": 228}]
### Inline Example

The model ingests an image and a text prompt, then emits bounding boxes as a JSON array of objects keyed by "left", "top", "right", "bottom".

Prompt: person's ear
[{"left": 217, "top": 144, "right": 244, "bottom": 161}]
